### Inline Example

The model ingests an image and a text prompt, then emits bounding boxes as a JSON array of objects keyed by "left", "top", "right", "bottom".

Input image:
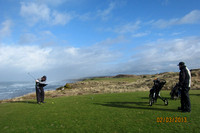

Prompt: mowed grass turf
[{"left": 0, "top": 90, "right": 200, "bottom": 133}]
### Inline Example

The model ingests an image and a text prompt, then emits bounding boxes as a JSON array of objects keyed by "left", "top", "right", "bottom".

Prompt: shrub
[
  {"left": 56, "top": 86, "right": 64, "bottom": 91},
  {"left": 56, "top": 83, "right": 72, "bottom": 91},
  {"left": 64, "top": 83, "right": 71, "bottom": 89},
  {"left": 143, "top": 75, "right": 147, "bottom": 78}
]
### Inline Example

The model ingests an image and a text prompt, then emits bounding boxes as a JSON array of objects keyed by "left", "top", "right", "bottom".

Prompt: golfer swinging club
[{"left": 35, "top": 75, "right": 47, "bottom": 104}]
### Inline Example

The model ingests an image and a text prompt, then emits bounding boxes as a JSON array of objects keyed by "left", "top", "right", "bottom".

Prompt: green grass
[
  {"left": 84, "top": 77, "right": 138, "bottom": 83},
  {"left": 0, "top": 90, "right": 200, "bottom": 133}
]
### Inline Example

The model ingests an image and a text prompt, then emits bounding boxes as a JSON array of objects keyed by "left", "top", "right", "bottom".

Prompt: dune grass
[
  {"left": 83, "top": 77, "right": 138, "bottom": 83},
  {"left": 0, "top": 90, "right": 200, "bottom": 133}
]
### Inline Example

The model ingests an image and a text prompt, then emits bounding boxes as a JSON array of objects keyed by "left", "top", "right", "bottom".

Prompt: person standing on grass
[
  {"left": 177, "top": 62, "right": 191, "bottom": 113},
  {"left": 35, "top": 76, "right": 47, "bottom": 104}
]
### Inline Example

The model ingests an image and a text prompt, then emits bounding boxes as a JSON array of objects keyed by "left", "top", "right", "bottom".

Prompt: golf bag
[
  {"left": 149, "top": 78, "right": 168, "bottom": 106},
  {"left": 170, "top": 83, "right": 181, "bottom": 100}
]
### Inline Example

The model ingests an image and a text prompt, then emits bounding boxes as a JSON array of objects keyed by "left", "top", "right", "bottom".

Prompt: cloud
[
  {"left": 35, "top": 0, "right": 69, "bottom": 6},
  {"left": 0, "top": 45, "right": 52, "bottom": 71},
  {"left": 0, "top": 38, "right": 121, "bottom": 80},
  {"left": 18, "top": 30, "right": 57, "bottom": 46},
  {"left": 70, "top": 1, "right": 126, "bottom": 22},
  {"left": 180, "top": 10, "right": 200, "bottom": 24},
  {"left": 94, "top": 36, "right": 128, "bottom": 46},
  {"left": 20, "top": 2, "right": 72, "bottom": 26},
  {"left": 20, "top": 2, "right": 50, "bottom": 25},
  {"left": 97, "top": 20, "right": 141, "bottom": 36},
  {"left": 1, "top": 36, "right": 200, "bottom": 81},
  {"left": 97, "top": 2, "right": 116, "bottom": 20},
  {"left": 77, "top": 12, "right": 93, "bottom": 21},
  {"left": 171, "top": 32, "right": 184, "bottom": 36},
  {"left": 132, "top": 31, "right": 150, "bottom": 38},
  {"left": 112, "top": 20, "right": 141, "bottom": 34},
  {"left": 152, "top": 10, "right": 200, "bottom": 28},
  {"left": 51, "top": 11, "right": 72, "bottom": 25},
  {"left": 77, "top": 1, "right": 118, "bottom": 21},
  {"left": 114, "top": 36, "right": 200, "bottom": 74},
  {"left": 0, "top": 20, "right": 12, "bottom": 39},
  {"left": 18, "top": 33, "right": 38, "bottom": 44}
]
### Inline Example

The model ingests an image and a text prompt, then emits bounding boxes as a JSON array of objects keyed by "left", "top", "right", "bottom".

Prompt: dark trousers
[
  {"left": 181, "top": 87, "right": 191, "bottom": 112},
  {"left": 36, "top": 87, "right": 44, "bottom": 103}
]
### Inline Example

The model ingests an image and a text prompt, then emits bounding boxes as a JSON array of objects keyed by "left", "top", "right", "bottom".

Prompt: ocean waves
[{"left": 0, "top": 80, "right": 69, "bottom": 100}]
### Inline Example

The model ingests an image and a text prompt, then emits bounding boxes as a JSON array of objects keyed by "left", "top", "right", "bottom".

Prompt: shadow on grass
[
  {"left": 190, "top": 94, "right": 200, "bottom": 96},
  {"left": 141, "top": 97, "right": 149, "bottom": 99},
  {"left": 141, "top": 97, "right": 173, "bottom": 101},
  {"left": 94, "top": 101, "right": 179, "bottom": 112}
]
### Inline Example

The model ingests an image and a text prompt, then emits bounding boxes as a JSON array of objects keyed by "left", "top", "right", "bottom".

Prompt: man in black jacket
[
  {"left": 177, "top": 62, "right": 191, "bottom": 112},
  {"left": 35, "top": 76, "right": 47, "bottom": 104}
]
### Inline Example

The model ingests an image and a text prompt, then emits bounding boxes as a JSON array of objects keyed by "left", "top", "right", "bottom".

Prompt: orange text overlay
[{"left": 157, "top": 117, "right": 187, "bottom": 123}]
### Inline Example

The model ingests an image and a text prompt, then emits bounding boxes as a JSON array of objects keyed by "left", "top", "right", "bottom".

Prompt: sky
[{"left": 0, "top": 0, "right": 200, "bottom": 81}]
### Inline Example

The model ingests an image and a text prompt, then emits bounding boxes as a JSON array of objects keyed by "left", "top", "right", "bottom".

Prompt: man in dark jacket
[
  {"left": 177, "top": 62, "right": 191, "bottom": 112},
  {"left": 35, "top": 76, "right": 47, "bottom": 104}
]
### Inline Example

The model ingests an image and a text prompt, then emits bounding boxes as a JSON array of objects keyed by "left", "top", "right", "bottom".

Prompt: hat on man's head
[
  {"left": 177, "top": 62, "right": 185, "bottom": 66},
  {"left": 42, "top": 75, "right": 47, "bottom": 79}
]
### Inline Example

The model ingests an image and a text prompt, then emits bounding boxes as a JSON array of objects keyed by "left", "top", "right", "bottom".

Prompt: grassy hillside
[
  {"left": 1, "top": 69, "right": 199, "bottom": 103},
  {"left": 81, "top": 68, "right": 200, "bottom": 90},
  {"left": 0, "top": 90, "right": 200, "bottom": 133},
  {"left": 52, "top": 68, "right": 200, "bottom": 98}
]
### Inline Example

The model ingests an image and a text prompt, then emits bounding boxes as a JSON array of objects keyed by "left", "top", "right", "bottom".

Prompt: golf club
[{"left": 27, "top": 72, "right": 36, "bottom": 80}]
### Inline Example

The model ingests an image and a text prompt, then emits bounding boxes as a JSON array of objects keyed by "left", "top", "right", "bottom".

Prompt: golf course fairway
[{"left": 0, "top": 90, "right": 200, "bottom": 133}]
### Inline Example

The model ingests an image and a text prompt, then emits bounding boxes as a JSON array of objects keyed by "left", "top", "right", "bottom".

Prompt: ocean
[{"left": 0, "top": 80, "right": 71, "bottom": 100}]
